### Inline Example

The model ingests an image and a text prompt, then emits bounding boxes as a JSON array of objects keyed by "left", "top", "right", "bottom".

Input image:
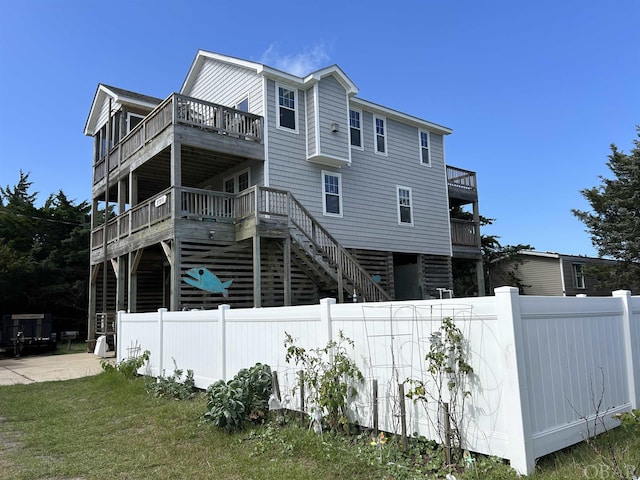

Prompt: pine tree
[{"left": 572, "top": 128, "right": 640, "bottom": 290}]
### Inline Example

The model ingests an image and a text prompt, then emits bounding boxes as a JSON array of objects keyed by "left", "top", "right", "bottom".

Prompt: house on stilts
[{"left": 83, "top": 50, "right": 482, "bottom": 344}]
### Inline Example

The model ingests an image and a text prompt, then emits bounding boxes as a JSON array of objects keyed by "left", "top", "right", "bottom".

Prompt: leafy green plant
[
  {"left": 406, "top": 317, "right": 474, "bottom": 461},
  {"left": 234, "top": 363, "right": 273, "bottom": 422},
  {"left": 145, "top": 358, "right": 196, "bottom": 400},
  {"left": 205, "top": 379, "right": 247, "bottom": 433},
  {"left": 284, "top": 330, "right": 364, "bottom": 432},
  {"left": 101, "top": 350, "right": 150, "bottom": 379},
  {"left": 204, "top": 363, "right": 273, "bottom": 433}
]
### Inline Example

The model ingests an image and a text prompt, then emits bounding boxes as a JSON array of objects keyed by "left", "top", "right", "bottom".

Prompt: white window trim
[
  {"left": 234, "top": 94, "right": 250, "bottom": 112},
  {"left": 572, "top": 263, "right": 586, "bottom": 289},
  {"left": 322, "top": 170, "right": 343, "bottom": 218},
  {"left": 373, "top": 114, "right": 387, "bottom": 156},
  {"left": 223, "top": 168, "right": 251, "bottom": 193},
  {"left": 419, "top": 129, "right": 431, "bottom": 166},
  {"left": 349, "top": 108, "right": 363, "bottom": 150},
  {"left": 127, "top": 112, "right": 145, "bottom": 133},
  {"left": 396, "top": 185, "right": 414, "bottom": 226},
  {"left": 276, "top": 82, "right": 298, "bottom": 133}
]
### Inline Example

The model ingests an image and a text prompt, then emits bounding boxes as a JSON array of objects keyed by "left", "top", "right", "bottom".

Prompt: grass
[{"left": 0, "top": 372, "right": 638, "bottom": 480}]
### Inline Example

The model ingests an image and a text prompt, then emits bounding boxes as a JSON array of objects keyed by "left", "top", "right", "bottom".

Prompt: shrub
[
  {"left": 146, "top": 358, "right": 197, "bottom": 400},
  {"left": 204, "top": 363, "right": 273, "bottom": 433},
  {"left": 101, "top": 350, "right": 150, "bottom": 379},
  {"left": 284, "top": 330, "right": 364, "bottom": 432}
]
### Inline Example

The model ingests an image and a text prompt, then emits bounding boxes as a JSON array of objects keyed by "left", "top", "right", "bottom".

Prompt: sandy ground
[{"left": 0, "top": 352, "right": 115, "bottom": 386}]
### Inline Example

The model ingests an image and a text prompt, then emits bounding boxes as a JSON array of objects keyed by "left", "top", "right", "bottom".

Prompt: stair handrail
[{"left": 255, "top": 186, "right": 391, "bottom": 302}]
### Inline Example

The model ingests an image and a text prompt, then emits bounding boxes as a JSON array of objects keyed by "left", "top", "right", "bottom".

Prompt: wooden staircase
[{"left": 238, "top": 187, "right": 392, "bottom": 303}]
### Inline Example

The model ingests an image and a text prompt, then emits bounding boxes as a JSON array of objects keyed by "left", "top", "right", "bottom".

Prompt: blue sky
[{"left": 0, "top": 0, "right": 638, "bottom": 257}]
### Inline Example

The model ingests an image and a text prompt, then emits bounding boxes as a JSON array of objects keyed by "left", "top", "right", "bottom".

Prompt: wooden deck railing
[
  {"left": 450, "top": 218, "right": 479, "bottom": 246},
  {"left": 237, "top": 186, "right": 392, "bottom": 302},
  {"left": 93, "top": 94, "right": 263, "bottom": 184},
  {"left": 447, "top": 165, "right": 477, "bottom": 191},
  {"left": 91, "top": 187, "right": 236, "bottom": 248},
  {"left": 92, "top": 185, "right": 477, "bottom": 297}
]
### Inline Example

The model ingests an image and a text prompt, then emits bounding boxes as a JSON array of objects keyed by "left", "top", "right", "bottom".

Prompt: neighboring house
[
  {"left": 84, "top": 50, "right": 482, "bottom": 340},
  {"left": 490, "top": 250, "right": 622, "bottom": 296}
]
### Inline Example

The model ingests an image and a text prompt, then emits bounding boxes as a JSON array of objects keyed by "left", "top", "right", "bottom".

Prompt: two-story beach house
[{"left": 84, "top": 50, "right": 482, "bottom": 341}]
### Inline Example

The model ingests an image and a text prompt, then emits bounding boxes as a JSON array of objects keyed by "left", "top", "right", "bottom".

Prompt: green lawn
[{"left": 0, "top": 373, "right": 637, "bottom": 480}]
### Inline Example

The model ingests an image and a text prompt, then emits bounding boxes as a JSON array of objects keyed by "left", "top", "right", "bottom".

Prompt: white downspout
[{"left": 558, "top": 256, "right": 566, "bottom": 296}]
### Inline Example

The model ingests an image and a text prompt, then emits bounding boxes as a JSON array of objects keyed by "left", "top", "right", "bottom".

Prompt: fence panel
[{"left": 115, "top": 291, "right": 639, "bottom": 476}]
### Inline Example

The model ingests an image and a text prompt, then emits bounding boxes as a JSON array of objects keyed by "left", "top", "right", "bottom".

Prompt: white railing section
[{"left": 116, "top": 288, "right": 639, "bottom": 476}]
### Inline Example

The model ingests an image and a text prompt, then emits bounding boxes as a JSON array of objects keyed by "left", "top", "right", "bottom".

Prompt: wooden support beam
[
  {"left": 253, "top": 235, "right": 261, "bottom": 307},
  {"left": 128, "top": 251, "right": 138, "bottom": 313},
  {"left": 161, "top": 240, "right": 173, "bottom": 268},
  {"left": 110, "top": 258, "right": 119, "bottom": 278},
  {"left": 284, "top": 236, "right": 291, "bottom": 306},
  {"left": 130, "top": 249, "right": 143, "bottom": 275},
  {"left": 90, "top": 263, "right": 101, "bottom": 284}
]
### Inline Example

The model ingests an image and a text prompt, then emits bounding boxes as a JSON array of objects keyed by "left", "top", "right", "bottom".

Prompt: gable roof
[
  {"left": 181, "top": 50, "right": 450, "bottom": 134},
  {"left": 180, "top": 49, "right": 358, "bottom": 96},
  {"left": 84, "top": 84, "right": 162, "bottom": 136}
]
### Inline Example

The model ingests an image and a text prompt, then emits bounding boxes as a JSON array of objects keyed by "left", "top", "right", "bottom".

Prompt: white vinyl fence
[{"left": 115, "top": 287, "right": 639, "bottom": 475}]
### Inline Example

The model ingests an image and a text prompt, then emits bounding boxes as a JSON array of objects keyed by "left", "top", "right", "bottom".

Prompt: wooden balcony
[
  {"left": 90, "top": 185, "right": 391, "bottom": 302},
  {"left": 447, "top": 165, "right": 477, "bottom": 204},
  {"left": 93, "top": 94, "right": 264, "bottom": 188}
]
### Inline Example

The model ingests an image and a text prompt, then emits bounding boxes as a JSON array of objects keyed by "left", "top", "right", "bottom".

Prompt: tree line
[{"left": 0, "top": 171, "right": 90, "bottom": 333}]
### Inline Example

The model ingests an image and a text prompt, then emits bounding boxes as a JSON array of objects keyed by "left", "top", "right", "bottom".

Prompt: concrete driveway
[{"left": 0, "top": 352, "right": 115, "bottom": 386}]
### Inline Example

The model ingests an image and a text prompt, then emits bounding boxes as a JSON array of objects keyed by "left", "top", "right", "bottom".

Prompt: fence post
[
  {"left": 319, "top": 297, "right": 335, "bottom": 347},
  {"left": 218, "top": 304, "right": 230, "bottom": 382},
  {"left": 494, "top": 286, "right": 535, "bottom": 475},
  {"left": 613, "top": 290, "right": 638, "bottom": 409},
  {"left": 157, "top": 308, "right": 167, "bottom": 378},
  {"left": 116, "top": 310, "right": 124, "bottom": 362}
]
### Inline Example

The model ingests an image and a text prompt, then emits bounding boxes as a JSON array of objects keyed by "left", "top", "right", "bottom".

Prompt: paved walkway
[{"left": 0, "top": 352, "right": 115, "bottom": 386}]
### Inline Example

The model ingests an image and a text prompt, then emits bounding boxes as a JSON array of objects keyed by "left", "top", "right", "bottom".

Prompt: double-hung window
[
  {"left": 419, "top": 130, "right": 431, "bottom": 165},
  {"left": 572, "top": 263, "right": 586, "bottom": 289},
  {"left": 322, "top": 171, "right": 342, "bottom": 217},
  {"left": 277, "top": 84, "right": 297, "bottom": 131},
  {"left": 397, "top": 186, "right": 413, "bottom": 225},
  {"left": 374, "top": 115, "right": 387, "bottom": 154},
  {"left": 349, "top": 109, "right": 362, "bottom": 148}
]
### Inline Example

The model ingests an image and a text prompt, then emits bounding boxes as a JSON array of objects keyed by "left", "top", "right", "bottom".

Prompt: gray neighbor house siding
[{"left": 494, "top": 251, "right": 624, "bottom": 296}]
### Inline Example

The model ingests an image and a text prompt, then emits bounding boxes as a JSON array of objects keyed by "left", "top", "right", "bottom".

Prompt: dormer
[{"left": 303, "top": 66, "right": 357, "bottom": 168}]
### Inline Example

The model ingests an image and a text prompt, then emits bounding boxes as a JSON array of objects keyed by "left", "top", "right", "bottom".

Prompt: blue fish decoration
[{"left": 183, "top": 267, "right": 233, "bottom": 298}]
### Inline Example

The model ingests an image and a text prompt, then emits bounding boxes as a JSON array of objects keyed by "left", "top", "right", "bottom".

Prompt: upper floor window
[
  {"left": 374, "top": 115, "right": 387, "bottom": 155},
  {"left": 420, "top": 130, "right": 431, "bottom": 165},
  {"left": 235, "top": 96, "right": 249, "bottom": 112},
  {"left": 572, "top": 263, "right": 586, "bottom": 289},
  {"left": 127, "top": 113, "right": 144, "bottom": 133},
  {"left": 322, "top": 171, "right": 342, "bottom": 217},
  {"left": 224, "top": 169, "right": 250, "bottom": 194},
  {"left": 397, "top": 186, "right": 413, "bottom": 225},
  {"left": 349, "top": 109, "right": 362, "bottom": 148},
  {"left": 277, "top": 84, "right": 297, "bottom": 131}
]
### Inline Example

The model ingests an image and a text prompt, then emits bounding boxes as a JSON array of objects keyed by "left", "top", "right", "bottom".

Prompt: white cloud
[{"left": 259, "top": 43, "right": 331, "bottom": 76}]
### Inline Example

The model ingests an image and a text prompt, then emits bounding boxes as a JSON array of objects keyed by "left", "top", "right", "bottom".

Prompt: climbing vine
[{"left": 406, "top": 317, "right": 474, "bottom": 461}]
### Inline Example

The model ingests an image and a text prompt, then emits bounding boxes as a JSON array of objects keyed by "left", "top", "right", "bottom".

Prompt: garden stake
[{"left": 398, "top": 382, "right": 408, "bottom": 450}]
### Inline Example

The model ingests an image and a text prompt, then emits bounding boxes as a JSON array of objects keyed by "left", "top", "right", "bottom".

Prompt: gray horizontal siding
[
  {"left": 520, "top": 257, "right": 563, "bottom": 295},
  {"left": 316, "top": 76, "right": 349, "bottom": 160},
  {"left": 267, "top": 76, "right": 451, "bottom": 256},
  {"left": 306, "top": 89, "right": 316, "bottom": 157},
  {"left": 185, "top": 58, "right": 263, "bottom": 116}
]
